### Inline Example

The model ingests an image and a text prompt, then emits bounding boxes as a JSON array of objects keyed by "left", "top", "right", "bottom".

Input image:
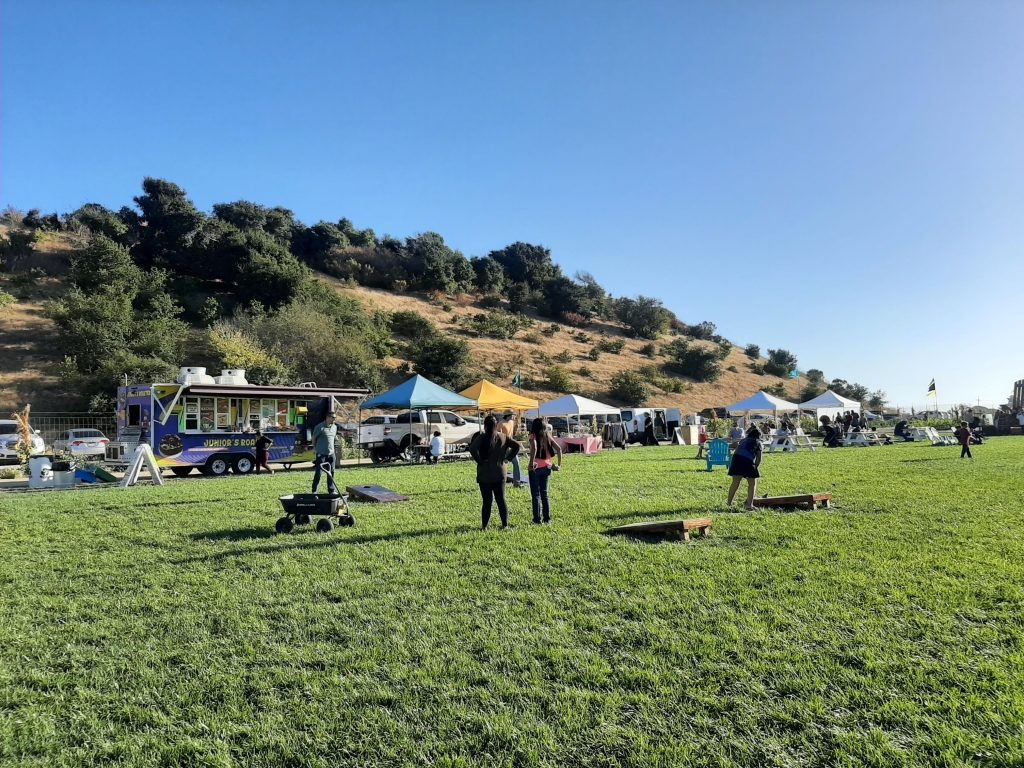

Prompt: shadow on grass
[
  {"left": 189, "top": 527, "right": 277, "bottom": 542},
  {"left": 176, "top": 525, "right": 474, "bottom": 563}
]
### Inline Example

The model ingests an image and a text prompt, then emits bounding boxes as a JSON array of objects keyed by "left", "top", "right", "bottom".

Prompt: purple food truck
[{"left": 104, "top": 367, "right": 367, "bottom": 476}]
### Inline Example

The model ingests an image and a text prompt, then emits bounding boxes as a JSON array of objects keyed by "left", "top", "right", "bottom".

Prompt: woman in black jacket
[{"left": 469, "top": 415, "right": 519, "bottom": 530}]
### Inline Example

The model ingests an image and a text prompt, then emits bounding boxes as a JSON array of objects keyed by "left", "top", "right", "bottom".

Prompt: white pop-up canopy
[
  {"left": 725, "top": 391, "right": 800, "bottom": 414},
  {"left": 799, "top": 389, "right": 861, "bottom": 425},
  {"left": 525, "top": 394, "right": 620, "bottom": 419},
  {"left": 798, "top": 390, "right": 861, "bottom": 411}
]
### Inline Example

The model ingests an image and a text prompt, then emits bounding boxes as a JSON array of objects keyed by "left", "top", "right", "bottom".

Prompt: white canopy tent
[
  {"left": 725, "top": 391, "right": 800, "bottom": 415},
  {"left": 525, "top": 394, "right": 620, "bottom": 419},
  {"left": 798, "top": 389, "right": 862, "bottom": 425}
]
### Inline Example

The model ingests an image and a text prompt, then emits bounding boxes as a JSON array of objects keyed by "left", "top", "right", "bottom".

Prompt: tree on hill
[
  {"left": 615, "top": 296, "right": 672, "bottom": 339},
  {"left": 487, "top": 242, "right": 560, "bottom": 291},
  {"left": 765, "top": 348, "right": 798, "bottom": 377}
]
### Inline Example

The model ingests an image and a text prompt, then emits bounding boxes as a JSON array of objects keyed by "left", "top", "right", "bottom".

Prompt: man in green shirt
[{"left": 311, "top": 412, "right": 340, "bottom": 494}]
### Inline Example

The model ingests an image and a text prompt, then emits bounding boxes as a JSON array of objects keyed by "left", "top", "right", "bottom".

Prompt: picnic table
[
  {"left": 553, "top": 435, "right": 603, "bottom": 455},
  {"left": 767, "top": 432, "right": 818, "bottom": 453}
]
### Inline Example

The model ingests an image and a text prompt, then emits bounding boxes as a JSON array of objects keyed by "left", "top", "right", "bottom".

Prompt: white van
[{"left": 620, "top": 408, "right": 682, "bottom": 443}]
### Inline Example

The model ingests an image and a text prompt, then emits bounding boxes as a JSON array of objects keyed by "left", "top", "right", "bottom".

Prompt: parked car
[
  {"left": 358, "top": 410, "right": 480, "bottom": 462},
  {"left": 0, "top": 420, "right": 46, "bottom": 463},
  {"left": 52, "top": 428, "right": 110, "bottom": 458}
]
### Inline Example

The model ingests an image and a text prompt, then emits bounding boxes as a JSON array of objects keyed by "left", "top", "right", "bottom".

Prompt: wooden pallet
[
  {"left": 346, "top": 484, "right": 410, "bottom": 503},
  {"left": 607, "top": 517, "right": 713, "bottom": 541},
  {"left": 751, "top": 493, "right": 832, "bottom": 510}
]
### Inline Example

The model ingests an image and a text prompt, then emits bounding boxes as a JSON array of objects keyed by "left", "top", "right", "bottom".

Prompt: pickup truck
[{"left": 358, "top": 410, "right": 480, "bottom": 462}]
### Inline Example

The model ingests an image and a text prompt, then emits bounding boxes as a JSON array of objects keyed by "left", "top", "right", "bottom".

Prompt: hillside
[
  {"left": 0, "top": 224, "right": 809, "bottom": 413},
  {"left": 328, "top": 279, "right": 809, "bottom": 411}
]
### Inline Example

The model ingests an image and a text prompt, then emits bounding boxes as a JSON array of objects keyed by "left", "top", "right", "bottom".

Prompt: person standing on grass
[
  {"left": 956, "top": 421, "right": 973, "bottom": 459},
  {"left": 696, "top": 423, "right": 708, "bottom": 458},
  {"left": 311, "top": 412, "right": 340, "bottom": 495},
  {"left": 254, "top": 429, "right": 274, "bottom": 475},
  {"left": 499, "top": 413, "right": 526, "bottom": 488},
  {"left": 528, "top": 417, "right": 563, "bottom": 524},
  {"left": 469, "top": 415, "right": 518, "bottom": 530},
  {"left": 727, "top": 425, "right": 762, "bottom": 510}
]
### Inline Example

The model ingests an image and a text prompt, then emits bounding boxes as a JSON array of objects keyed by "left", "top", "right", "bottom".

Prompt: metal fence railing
[{"left": 18, "top": 413, "right": 118, "bottom": 445}]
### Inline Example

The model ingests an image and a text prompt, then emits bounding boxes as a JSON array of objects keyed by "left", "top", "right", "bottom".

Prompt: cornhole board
[
  {"left": 752, "top": 493, "right": 832, "bottom": 510},
  {"left": 346, "top": 484, "right": 409, "bottom": 503},
  {"left": 607, "top": 517, "right": 712, "bottom": 541}
]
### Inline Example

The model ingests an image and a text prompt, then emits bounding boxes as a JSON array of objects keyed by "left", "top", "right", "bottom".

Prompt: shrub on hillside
[
  {"left": 716, "top": 340, "right": 733, "bottom": 360},
  {"left": 596, "top": 338, "right": 626, "bottom": 354},
  {"left": 554, "top": 350, "right": 574, "bottom": 364},
  {"left": 545, "top": 365, "right": 573, "bottom": 393},
  {"left": 609, "top": 370, "right": 651, "bottom": 406},
  {"left": 461, "top": 311, "right": 528, "bottom": 340},
  {"left": 663, "top": 339, "right": 722, "bottom": 383},
  {"left": 477, "top": 294, "right": 504, "bottom": 310},
  {"left": 561, "top": 311, "right": 589, "bottom": 328},
  {"left": 587, "top": 347, "right": 601, "bottom": 362},
  {"left": 575, "top": 332, "right": 592, "bottom": 344},
  {"left": 389, "top": 310, "right": 436, "bottom": 341},
  {"left": 577, "top": 365, "right": 593, "bottom": 378},
  {"left": 744, "top": 343, "right": 760, "bottom": 359},
  {"left": 638, "top": 343, "right": 656, "bottom": 358},
  {"left": 541, "top": 323, "right": 561, "bottom": 337}
]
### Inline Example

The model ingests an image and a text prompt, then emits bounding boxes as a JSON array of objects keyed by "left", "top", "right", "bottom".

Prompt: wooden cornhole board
[
  {"left": 346, "top": 484, "right": 410, "bottom": 503},
  {"left": 752, "top": 493, "right": 832, "bottom": 510},
  {"left": 608, "top": 517, "right": 712, "bottom": 541}
]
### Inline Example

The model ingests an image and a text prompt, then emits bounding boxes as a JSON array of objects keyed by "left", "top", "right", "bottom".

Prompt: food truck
[{"left": 104, "top": 367, "right": 367, "bottom": 476}]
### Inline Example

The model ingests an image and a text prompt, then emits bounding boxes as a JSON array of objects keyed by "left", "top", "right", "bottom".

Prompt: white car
[
  {"left": 0, "top": 420, "right": 46, "bottom": 463},
  {"left": 52, "top": 429, "right": 110, "bottom": 458}
]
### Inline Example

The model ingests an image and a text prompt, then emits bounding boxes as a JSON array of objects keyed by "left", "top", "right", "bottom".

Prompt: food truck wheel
[
  {"left": 369, "top": 448, "right": 384, "bottom": 464},
  {"left": 316, "top": 518, "right": 335, "bottom": 533},
  {"left": 275, "top": 517, "right": 294, "bottom": 534},
  {"left": 232, "top": 455, "right": 255, "bottom": 475},
  {"left": 170, "top": 467, "right": 193, "bottom": 477},
  {"left": 206, "top": 457, "right": 230, "bottom": 476}
]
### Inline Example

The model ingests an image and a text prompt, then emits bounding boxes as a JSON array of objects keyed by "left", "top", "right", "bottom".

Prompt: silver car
[
  {"left": 52, "top": 429, "right": 110, "bottom": 458},
  {"left": 0, "top": 420, "right": 46, "bottom": 463}
]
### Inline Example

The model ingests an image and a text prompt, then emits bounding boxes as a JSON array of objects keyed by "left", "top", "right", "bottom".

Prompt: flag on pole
[
  {"left": 926, "top": 379, "right": 936, "bottom": 397},
  {"left": 512, "top": 372, "right": 522, "bottom": 388}
]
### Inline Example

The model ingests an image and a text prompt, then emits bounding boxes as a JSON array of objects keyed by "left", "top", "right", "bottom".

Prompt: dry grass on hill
[{"left": 326, "top": 278, "right": 808, "bottom": 411}]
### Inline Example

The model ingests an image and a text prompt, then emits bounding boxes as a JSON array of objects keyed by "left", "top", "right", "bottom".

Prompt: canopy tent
[
  {"left": 360, "top": 375, "right": 478, "bottom": 411},
  {"left": 798, "top": 390, "right": 861, "bottom": 411},
  {"left": 456, "top": 380, "right": 539, "bottom": 412},
  {"left": 725, "top": 391, "right": 800, "bottom": 414},
  {"left": 798, "top": 389, "right": 862, "bottom": 425},
  {"left": 525, "top": 394, "right": 620, "bottom": 419}
]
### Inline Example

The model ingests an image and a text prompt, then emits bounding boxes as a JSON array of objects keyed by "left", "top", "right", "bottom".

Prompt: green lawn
[{"left": 2, "top": 439, "right": 1023, "bottom": 767}]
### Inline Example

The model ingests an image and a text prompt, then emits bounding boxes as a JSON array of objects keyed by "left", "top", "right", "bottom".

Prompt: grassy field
[{"left": 2, "top": 439, "right": 1023, "bottom": 767}]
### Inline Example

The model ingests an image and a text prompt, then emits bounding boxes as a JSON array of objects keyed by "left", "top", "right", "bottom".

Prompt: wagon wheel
[
  {"left": 316, "top": 518, "right": 335, "bottom": 533},
  {"left": 295, "top": 514, "right": 312, "bottom": 526},
  {"left": 275, "top": 517, "right": 294, "bottom": 534}
]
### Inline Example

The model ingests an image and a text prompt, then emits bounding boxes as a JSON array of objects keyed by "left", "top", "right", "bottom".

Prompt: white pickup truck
[{"left": 358, "top": 410, "right": 480, "bottom": 462}]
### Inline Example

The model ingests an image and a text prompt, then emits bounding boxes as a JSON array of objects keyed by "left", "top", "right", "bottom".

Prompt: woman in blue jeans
[{"left": 528, "top": 418, "right": 563, "bottom": 524}]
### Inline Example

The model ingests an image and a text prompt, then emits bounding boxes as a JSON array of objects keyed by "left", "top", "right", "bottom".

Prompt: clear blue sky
[{"left": 4, "top": 1, "right": 1023, "bottom": 408}]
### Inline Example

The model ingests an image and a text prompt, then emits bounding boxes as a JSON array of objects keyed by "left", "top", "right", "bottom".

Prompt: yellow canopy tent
[{"left": 456, "top": 380, "right": 539, "bottom": 412}]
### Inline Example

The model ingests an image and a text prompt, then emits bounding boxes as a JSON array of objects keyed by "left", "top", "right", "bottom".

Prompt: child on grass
[
  {"left": 956, "top": 421, "right": 973, "bottom": 459},
  {"left": 727, "top": 425, "right": 762, "bottom": 510}
]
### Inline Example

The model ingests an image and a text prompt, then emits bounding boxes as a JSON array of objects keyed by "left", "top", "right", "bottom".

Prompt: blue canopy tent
[{"left": 359, "top": 375, "right": 480, "bottom": 460}]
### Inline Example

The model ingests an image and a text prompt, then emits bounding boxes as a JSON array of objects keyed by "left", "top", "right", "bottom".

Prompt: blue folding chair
[{"left": 706, "top": 438, "right": 732, "bottom": 472}]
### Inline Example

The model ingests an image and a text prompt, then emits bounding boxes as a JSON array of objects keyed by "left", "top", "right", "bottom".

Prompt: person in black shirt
[{"left": 255, "top": 429, "right": 274, "bottom": 475}]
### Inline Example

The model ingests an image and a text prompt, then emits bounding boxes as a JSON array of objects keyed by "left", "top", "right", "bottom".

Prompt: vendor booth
[
  {"left": 456, "top": 380, "right": 539, "bottom": 413},
  {"left": 525, "top": 394, "right": 620, "bottom": 455},
  {"left": 358, "top": 375, "right": 479, "bottom": 461},
  {"left": 798, "top": 389, "right": 861, "bottom": 426}
]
